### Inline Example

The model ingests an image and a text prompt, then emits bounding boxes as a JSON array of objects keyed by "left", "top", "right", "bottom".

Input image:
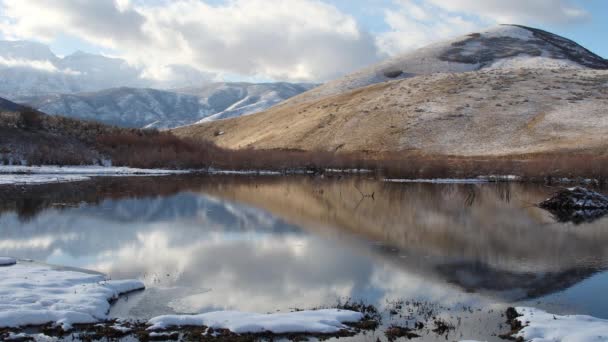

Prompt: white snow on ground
[
  {"left": 384, "top": 175, "right": 520, "bottom": 184},
  {"left": 0, "top": 257, "right": 17, "bottom": 266},
  {"left": 0, "top": 165, "right": 191, "bottom": 185},
  {"left": 487, "top": 55, "right": 583, "bottom": 70},
  {"left": 515, "top": 307, "right": 608, "bottom": 342},
  {"left": 481, "top": 25, "right": 534, "bottom": 40},
  {"left": 0, "top": 165, "right": 190, "bottom": 175},
  {"left": 147, "top": 309, "right": 364, "bottom": 334},
  {"left": 0, "top": 261, "right": 144, "bottom": 330},
  {"left": 384, "top": 178, "right": 489, "bottom": 184},
  {"left": 0, "top": 174, "right": 91, "bottom": 185}
]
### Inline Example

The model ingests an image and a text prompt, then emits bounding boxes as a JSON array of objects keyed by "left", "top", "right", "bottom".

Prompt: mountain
[
  {"left": 175, "top": 82, "right": 316, "bottom": 123},
  {"left": 0, "top": 41, "right": 147, "bottom": 99},
  {"left": 174, "top": 25, "right": 608, "bottom": 157},
  {"left": 17, "top": 83, "right": 316, "bottom": 129},
  {"left": 0, "top": 96, "right": 27, "bottom": 112},
  {"left": 18, "top": 88, "right": 208, "bottom": 129}
]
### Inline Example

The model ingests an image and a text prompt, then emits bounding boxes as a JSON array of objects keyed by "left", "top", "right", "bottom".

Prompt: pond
[{"left": 1, "top": 175, "right": 607, "bottom": 341}]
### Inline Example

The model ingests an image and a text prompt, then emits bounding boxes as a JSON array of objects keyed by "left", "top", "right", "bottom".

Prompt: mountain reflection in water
[{"left": 0, "top": 175, "right": 607, "bottom": 323}]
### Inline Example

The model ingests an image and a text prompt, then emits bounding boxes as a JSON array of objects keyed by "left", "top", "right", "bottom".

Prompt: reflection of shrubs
[{"left": 19, "top": 108, "right": 43, "bottom": 130}]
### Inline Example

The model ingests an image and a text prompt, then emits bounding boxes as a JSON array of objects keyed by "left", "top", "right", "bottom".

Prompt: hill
[
  {"left": 0, "top": 96, "right": 27, "bottom": 112},
  {"left": 173, "top": 25, "right": 608, "bottom": 157}
]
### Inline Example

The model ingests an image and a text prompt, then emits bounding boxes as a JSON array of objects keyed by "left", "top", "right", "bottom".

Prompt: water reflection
[{"left": 0, "top": 176, "right": 607, "bottom": 326}]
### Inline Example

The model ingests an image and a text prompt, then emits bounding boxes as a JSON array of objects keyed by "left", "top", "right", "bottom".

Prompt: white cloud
[
  {"left": 377, "top": 0, "right": 480, "bottom": 55},
  {"left": 426, "top": 0, "right": 589, "bottom": 24},
  {"left": 0, "top": 55, "right": 80, "bottom": 74},
  {"left": 377, "top": 0, "right": 589, "bottom": 56},
  {"left": 0, "top": 0, "right": 380, "bottom": 82}
]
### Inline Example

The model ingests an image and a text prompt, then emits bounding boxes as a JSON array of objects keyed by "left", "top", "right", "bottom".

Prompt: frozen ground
[
  {"left": 148, "top": 309, "right": 364, "bottom": 334},
  {"left": 0, "top": 174, "right": 91, "bottom": 185},
  {"left": 0, "top": 259, "right": 144, "bottom": 329},
  {"left": 0, "top": 165, "right": 191, "bottom": 185},
  {"left": 384, "top": 178, "right": 489, "bottom": 184},
  {"left": 515, "top": 307, "right": 608, "bottom": 342},
  {"left": 0, "top": 165, "right": 190, "bottom": 175}
]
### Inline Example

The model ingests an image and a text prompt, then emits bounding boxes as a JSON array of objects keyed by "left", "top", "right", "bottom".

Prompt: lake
[{"left": 1, "top": 175, "right": 607, "bottom": 341}]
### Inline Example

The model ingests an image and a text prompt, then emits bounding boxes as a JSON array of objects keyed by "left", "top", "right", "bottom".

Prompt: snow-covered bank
[
  {"left": 0, "top": 257, "right": 16, "bottom": 266},
  {"left": 0, "top": 165, "right": 190, "bottom": 175},
  {"left": 148, "top": 309, "right": 364, "bottom": 334},
  {"left": 384, "top": 178, "right": 489, "bottom": 184},
  {"left": 0, "top": 174, "right": 91, "bottom": 185},
  {"left": 384, "top": 175, "right": 520, "bottom": 184},
  {"left": 0, "top": 259, "right": 144, "bottom": 329},
  {"left": 514, "top": 307, "right": 608, "bottom": 342},
  {"left": 0, "top": 165, "right": 191, "bottom": 185}
]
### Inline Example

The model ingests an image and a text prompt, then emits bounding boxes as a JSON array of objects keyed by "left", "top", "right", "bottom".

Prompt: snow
[
  {"left": 481, "top": 25, "right": 534, "bottom": 40},
  {"left": 0, "top": 257, "right": 17, "bottom": 266},
  {"left": 0, "top": 165, "right": 189, "bottom": 175},
  {"left": 487, "top": 55, "right": 583, "bottom": 70},
  {"left": 147, "top": 309, "right": 364, "bottom": 334},
  {"left": 384, "top": 175, "right": 520, "bottom": 184},
  {"left": 0, "top": 174, "right": 91, "bottom": 185},
  {"left": 0, "top": 261, "right": 144, "bottom": 330},
  {"left": 515, "top": 307, "right": 608, "bottom": 342},
  {"left": 207, "top": 169, "right": 283, "bottom": 175},
  {"left": 111, "top": 324, "right": 132, "bottom": 333},
  {"left": 384, "top": 178, "right": 489, "bottom": 184},
  {"left": 0, "top": 165, "right": 191, "bottom": 185}
]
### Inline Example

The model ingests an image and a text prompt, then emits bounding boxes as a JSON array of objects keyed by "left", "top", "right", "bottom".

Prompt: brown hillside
[{"left": 173, "top": 68, "right": 608, "bottom": 156}]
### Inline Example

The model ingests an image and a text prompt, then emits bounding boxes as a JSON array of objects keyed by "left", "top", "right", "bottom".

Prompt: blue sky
[{"left": 0, "top": 0, "right": 605, "bottom": 83}]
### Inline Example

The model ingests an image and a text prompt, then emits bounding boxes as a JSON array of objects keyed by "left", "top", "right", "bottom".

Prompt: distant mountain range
[
  {"left": 15, "top": 83, "right": 315, "bottom": 129},
  {"left": 0, "top": 40, "right": 316, "bottom": 128},
  {"left": 0, "top": 41, "right": 147, "bottom": 98}
]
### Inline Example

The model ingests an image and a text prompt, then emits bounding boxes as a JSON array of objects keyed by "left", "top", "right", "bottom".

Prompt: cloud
[
  {"left": 0, "top": 0, "right": 380, "bottom": 83},
  {"left": 377, "top": 1, "right": 480, "bottom": 55},
  {"left": 0, "top": 55, "right": 81, "bottom": 74},
  {"left": 377, "top": 0, "right": 590, "bottom": 56},
  {"left": 426, "top": 0, "right": 590, "bottom": 25}
]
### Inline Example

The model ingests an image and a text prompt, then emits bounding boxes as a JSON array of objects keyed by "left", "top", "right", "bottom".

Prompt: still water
[{"left": 1, "top": 175, "right": 607, "bottom": 340}]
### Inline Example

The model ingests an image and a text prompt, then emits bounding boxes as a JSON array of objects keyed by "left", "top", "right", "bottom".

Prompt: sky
[{"left": 0, "top": 0, "right": 606, "bottom": 84}]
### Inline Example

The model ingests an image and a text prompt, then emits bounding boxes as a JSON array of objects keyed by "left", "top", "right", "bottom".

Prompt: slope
[{"left": 174, "top": 25, "right": 608, "bottom": 157}]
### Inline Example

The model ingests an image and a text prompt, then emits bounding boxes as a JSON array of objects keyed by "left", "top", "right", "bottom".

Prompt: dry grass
[
  {"left": 2, "top": 108, "right": 608, "bottom": 181},
  {"left": 173, "top": 68, "right": 608, "bottom": 157}
]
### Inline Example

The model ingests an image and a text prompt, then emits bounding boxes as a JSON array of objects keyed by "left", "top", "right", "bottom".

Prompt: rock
[{"left": 539, "top": 187, "right": 608, "bottom": 210}]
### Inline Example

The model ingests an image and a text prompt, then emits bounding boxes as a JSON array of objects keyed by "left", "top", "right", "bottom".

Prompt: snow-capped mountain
[
  {"left": 0, "top": 40, "right": 316, "bottom": 128},
  {"left": 175, "top": 82, "right": 316, "bottom": 123},
  {"left": 0, "top": 41, "right": 147, "bottom": 99},
  {"left": 19, "top": 88, "right": 208, "bottom": 129},
  {"left": 18, "top": 83, "right": 316, "bottom": 129},
  {"left": 296, "top": 24, "right": 608, "bottom": 102}
]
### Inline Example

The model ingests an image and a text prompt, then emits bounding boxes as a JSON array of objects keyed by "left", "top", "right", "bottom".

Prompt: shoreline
[{"left": 0, "top": 164, "right": 603, "bottom": 187}]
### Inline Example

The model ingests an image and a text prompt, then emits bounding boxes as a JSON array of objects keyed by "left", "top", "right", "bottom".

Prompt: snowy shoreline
[
  {"left": 2, "top": 257, "right": 607, "bottom": 341},
  {"left": 513, "top": 307, "right": 608, "bottom": 341},
  {"left": 0, "top": 257, "right": 366, "bottom": 339},
  {"left": 0, "top": 165, "right": 192, "bottom": 185}
]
